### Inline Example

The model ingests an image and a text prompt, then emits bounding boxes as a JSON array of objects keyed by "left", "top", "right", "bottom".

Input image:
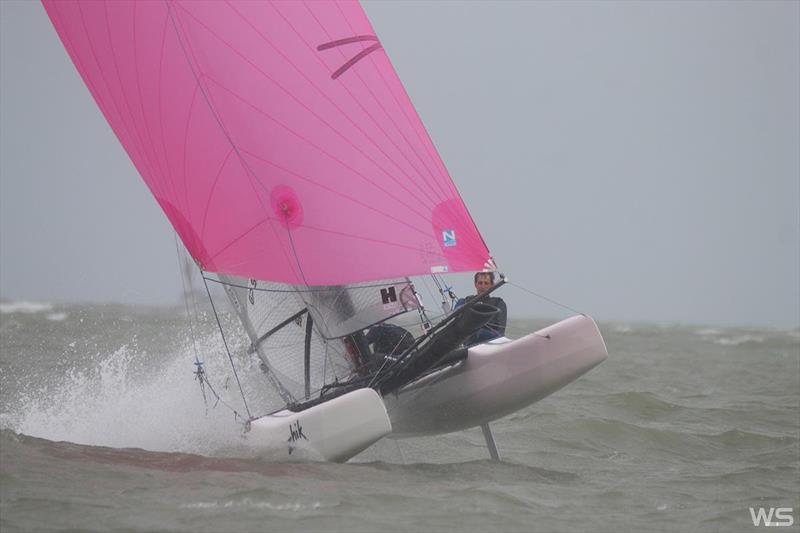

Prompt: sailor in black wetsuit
[
  {"left": 454, "top": 271, "right": 507, "bottom": 345},
  {"left": 366, "top": 323, "right": 414, "bottom": 357},
  {"left": 344, "top": 323, "right": 415, "bottom": 374}
]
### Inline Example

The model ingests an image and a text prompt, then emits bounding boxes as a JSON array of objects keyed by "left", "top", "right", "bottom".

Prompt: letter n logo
[{"left": 442, "top": 229, "right": 457, "bottom": 247}]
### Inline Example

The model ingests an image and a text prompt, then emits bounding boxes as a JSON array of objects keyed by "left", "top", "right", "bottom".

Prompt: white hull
[
  {"left": 244, "top": 315, "right": 606, "bottom": 461},
  {"left": 384, "top": 315, "right": 607, "bottom": 437},
  {"left": 246, "top": 388, "right": 391, "bottom": 462}
]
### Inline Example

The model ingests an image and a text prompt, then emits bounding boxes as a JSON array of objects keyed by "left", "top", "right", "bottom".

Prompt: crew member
[{"left": 454, "top": 271, "right": 507, "bottom": 344}]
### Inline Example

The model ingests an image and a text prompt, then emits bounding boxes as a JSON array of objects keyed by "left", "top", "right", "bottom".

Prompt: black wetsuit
[
  {"left": 366, "top": 323, "right": 415, "bottom": 356},
  {"left": 454, "top": 295, "right": 507, "bottom": 344}
]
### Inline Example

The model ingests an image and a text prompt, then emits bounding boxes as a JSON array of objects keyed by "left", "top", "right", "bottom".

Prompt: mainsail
[
  {"left": 44, "top": 0, "right": 493, "bottom": 414},
  {"left": 43, "top": 0, "right": 490, "bottom": 285},
  {"left": 220, "top": 275, "right": 421, "bottom": 407}
]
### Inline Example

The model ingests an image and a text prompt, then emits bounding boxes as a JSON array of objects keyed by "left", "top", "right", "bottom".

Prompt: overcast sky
[{"left": 1, "top": 0, "right": 798, "bottom": 328}]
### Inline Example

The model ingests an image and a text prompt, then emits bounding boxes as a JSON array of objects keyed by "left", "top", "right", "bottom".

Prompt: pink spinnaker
[{"left": 43, "top": 0, "right": 490, "bottom": 285}]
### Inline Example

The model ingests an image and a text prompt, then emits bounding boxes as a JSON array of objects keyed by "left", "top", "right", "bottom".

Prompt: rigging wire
[
  {"left": 201, "top": 275, "right": 418, "bottom": 293},
  {"left": 201, "top": 274, "right": 253, "bottom": 420},
  {"left": 506, "top": 280, "right": 585, "bottom": 316},
  {"left": 174, "top": 235, "right": 207, "bottom": 408},
  {"left": 174, "top": 236, "right": 250, "bottom": 424},
  {"left": 418, "top": 275, "right": 440, "bottom": 314},
  {"left": 430, "top": 273, "right": 457, "bottom": 313}
]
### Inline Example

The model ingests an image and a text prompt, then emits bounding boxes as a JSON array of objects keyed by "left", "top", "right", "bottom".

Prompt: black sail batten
[
  {"left": 304, "top": 314, "right": 313, "bottom": 399},
  {"left": 247, "top": 308, "right": 308, "bottom": 354}
]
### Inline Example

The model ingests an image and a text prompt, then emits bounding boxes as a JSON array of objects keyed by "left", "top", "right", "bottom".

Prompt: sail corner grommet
[{"left": 270, "top": 185, "right": 304, "bottom": 230}]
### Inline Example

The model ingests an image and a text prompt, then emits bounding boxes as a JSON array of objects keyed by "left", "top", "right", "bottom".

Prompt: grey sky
[{"left": 1, "top": 0, "right": 798, "bottom": 328}]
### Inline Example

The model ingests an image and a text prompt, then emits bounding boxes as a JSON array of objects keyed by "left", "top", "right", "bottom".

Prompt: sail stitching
[
  {"left": 170, "top": 5, "right": 454, "bottom": 280},
  {"left": 129, "top": 1, "right": 174, "bottom": 203},
  {"left": 251, "top": 0, "right": 449, "bottom": 209},
  {"left": 326, "top": 1, "right": 454, "bottom": 204},
  {"left": 102, "top": 1, "right": 178, "bottom": 207},
  {"left": 98, "top": 1, "right": 164, "bottom": 194},
  {"left": 65, "top": 2, "right": 162, "bottom": 201},
  {"left": 328, "top": 2, "right": 475, "bottom": 250},
  {"left": 238, "top": 147, "right": 432, "bottom": 238},
  {"left": 198, "top": 148, "right": 236, "bottom": 243},
  {"left": 155, "top": 4, "right": 181, "bottom": 207},
  {"left": 180, "top": 82, "right": 203, "bottom": 227},
  {"left": 199, "top": 75, "right": 434, "bottom": 224},
  {"left": 330, "top": 1, "right": 456, "bottom": 200},
  {"left": 297, "top": 1, "right": 450, "bottom": 208},
  {"left": 191, "top": 2, "right": 443, "bottom": 215},
  {"left": 164, "top": 1, "right": 305, "bottom": 282}
]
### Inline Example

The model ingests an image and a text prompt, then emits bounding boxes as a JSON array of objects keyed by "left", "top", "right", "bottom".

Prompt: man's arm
[
  {"left": 492, "top": 298, "right": 508, "bottom": 336},
  {"left": 453, "top": 295, "right": 472, "bottom": 311}
]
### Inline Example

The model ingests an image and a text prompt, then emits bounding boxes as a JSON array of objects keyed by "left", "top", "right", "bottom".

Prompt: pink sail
[{"left": 42, "top": 0, "right": 490, "bottom": 285}]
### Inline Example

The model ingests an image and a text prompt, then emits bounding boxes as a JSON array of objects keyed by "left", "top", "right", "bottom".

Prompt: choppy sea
[{"left": 0, "top": 301, "right": 797, "bottom": 532}]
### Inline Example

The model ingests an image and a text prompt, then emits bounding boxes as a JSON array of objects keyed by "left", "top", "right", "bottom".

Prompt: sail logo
[
  {"left": 287, "top": 420, "right": 308, "bottom": 455},
  {"left": 248, "top": 279, "right": 257, "bottom": 305},
  {"left": 442, "top": 229, "right": 457, "bottom": 247},
  {"left": 317, "top": 35, "right": 383, "bottom": 80},
  {"left": 749, "top": 507, "right": 794, "bottom": 527},
  {"left": 381, "top": 286, "right": 399, "bottom": 310}
]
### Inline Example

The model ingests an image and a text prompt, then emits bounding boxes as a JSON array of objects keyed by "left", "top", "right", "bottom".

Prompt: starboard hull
[{"left": 384, "top": 315, "right": 608, "bottom": 437}]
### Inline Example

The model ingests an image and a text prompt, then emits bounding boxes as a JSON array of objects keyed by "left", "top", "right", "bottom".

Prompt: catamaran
[{"left": 43, "top": 0, "right": 607, "bottom": 462}]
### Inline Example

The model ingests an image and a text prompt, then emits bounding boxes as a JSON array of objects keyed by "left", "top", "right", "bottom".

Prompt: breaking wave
[
  {"left": 0, "top": 301, "right": 54, "bottom": 314},
  {"left": 713, "top": 335, "right": 765, "bottom": 346},
  {"left": 0, "top": 332, "right": 271, "bottom": 458}
]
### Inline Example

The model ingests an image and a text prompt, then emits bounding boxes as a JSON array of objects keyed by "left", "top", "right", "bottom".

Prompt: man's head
[{"left": 474, "top": 271, "right": 494, "bottom": 295}]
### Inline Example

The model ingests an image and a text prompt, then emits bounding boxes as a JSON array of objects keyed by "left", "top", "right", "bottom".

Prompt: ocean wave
[
  {"left": 45, "top": 312, "right": 68, "bottom": 321},
  {"left": 713, "top": 335, "right": 765, "bottom": 346},
  {"left": 0, "top": 334, "right": 266, "bottom": 458},
  {"left": 694, "top": 328, "right": 723, "bottom": 336},
  {"left": 604, "top": 391, "right": 682, "bottom": 418},
  {"left": 179, "top": 499, "right": 327, "bottom": 511},
  {"left": 0, "top": 301, "right": 54, "bottom": 314}
]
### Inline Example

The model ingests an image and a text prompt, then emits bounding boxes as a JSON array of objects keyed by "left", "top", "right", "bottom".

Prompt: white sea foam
[
  {"left": 713, "top": 335, "right": 765, "bottom": 346},
  {"left": 179, "top": 499, "right": 326, "bottom": 511},
  {"left": 45, "top": 312, "right": 68, "bottom": 321},
  {"left": 1, "top": 333, "right": 273, "bottom": 458},
  {"left": 0, "top": 301, "right": 54, "bottom": 314},
  {"left": 694, "top": 328, "right": 722, "bottom": 336}
]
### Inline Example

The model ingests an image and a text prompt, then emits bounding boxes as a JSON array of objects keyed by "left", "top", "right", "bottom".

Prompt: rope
[
  {"left": 202, "top": 275, "right": 253, "bottom": 420},
  {"left": 194, "top": 363, "right": 249, "bottom": 423},
  {"left": 507, "top": 281, "right": 585, "bottom": 316},
  {"left": 174, "top": 236, "right": 252, "bottom": 425},
  {"left": 431, "top": 273, "right": 457, "bottom": 312},
  {"left": 173, "top": 235, "right": 207, "bottom": 406},
  {"left": 201, "top": 275, "right": 412, "bottom": 293}
]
